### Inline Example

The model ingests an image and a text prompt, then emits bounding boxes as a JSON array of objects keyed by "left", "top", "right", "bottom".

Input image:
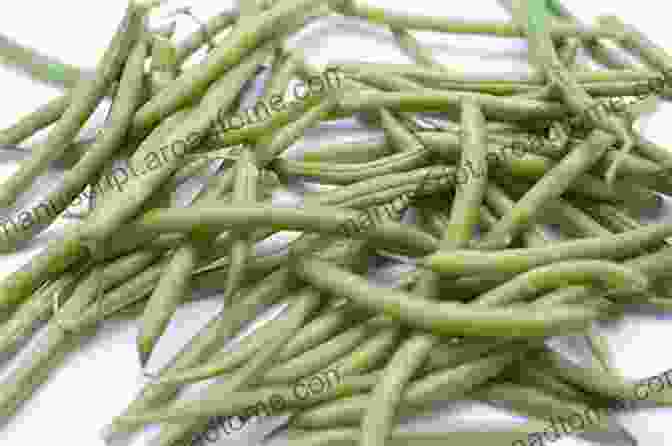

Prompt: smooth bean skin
[
  {"left": 424, "top": 222, "right": 672, "bottom": 276},
  {"left": 132, "top": 204, "right": 439, "bottom": 256},
  {"left": 338, "top": 90, "right": 571, "bottom": 122},
  {"left": 295, "top": 258, "right": 604, "bottom": 338}
]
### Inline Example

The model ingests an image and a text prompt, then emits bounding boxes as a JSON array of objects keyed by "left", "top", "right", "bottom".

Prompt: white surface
[{"left": 0, "top": 1, "right": 671, "bottom": 445}]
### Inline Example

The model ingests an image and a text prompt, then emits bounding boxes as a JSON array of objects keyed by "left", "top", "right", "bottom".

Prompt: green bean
[
  {"left": 476, "top": 129, "right": 615, "bottom": 249},
  {"left": 497, "top": 187, "right": 622, "bottom": 376},
  {"left": 1, "top": 34, "right": 149, "bottom": 251},
  {"left": 260, "top": 317, "right": 384, "bottom": 385},
  {"left": 347, "top": 69, "right": 427, "bottom": 93},
  {"left": 425, "top": 221, "right": 672, "bottom": 276},
  {"left": 196, "top": 90, "right": 328, "bottom": 149},
  {"left": 136, "top": 243, "right": 200, "bottom": 367},
  {"left": 81, "top": 43, "right": 273, "bottom": 247},
  {"left": 472, "top": 260, "right": 647, "bottom": 308},
  {"left": 532, "top": 348, "right": 672, "bottom": 405},
  {"left": 390, "top": 27, "right": 447, "bottom": 70},
  {"left": 0, "top": 317, "right": 97, "bottom": 421},
  {"left": 326, "top": 325, "right": 402, "bottom": 376},
  {"left": 154, "top": 304, "right": 368, "bottom": 386},
  {"left": 0, "top": 2, "right": 146, "bottom": 209},
  {"left": 257, "top": 94, "right": 339, "bottom": 166},
  {"left": 332, "top": 0, "right": 625, "bottom": 39},
  {"left": 337, "top": 62, "right": 661, "bottom": 85},
  {"left": 0, "top": 269, "right": 79, "bottom": 360},
  {"left": 632, "top": 133, "right": 672, "bottom": 168},
  {"left": 278, "top": 304, "right": 370, "bottom": 361},
  {"left": 424, "top": 338, "right": 525, "bottom": 372},
  {"left": 523, "top": 0, "right": 634, "bottom": 185},
  {"left": 539, "top": 0, "right": 634, "bottom": 71},
  {"left": 150, "top": 35, "right": 178, "bottom": 95},
  {"left": 0, "top": 32, "right": 88, "bottom": 89},
  {"left": 290, "top": 349, "right": 520, "bottom": 428},
  {"left": 378, "top": 108, "right": 424, "bottom": 154},
  {"left": 360, "top": 98, "right": 489, "bottom": 446},
  {"left": 132, "top": 203, "right": 438, "bottom": 256},
  {"left": 109, "top": 236, "right": 371, "bottom": 440},
  {"left": 338, "top": 90, "right": 570, "bottom": 122},
  {"left": 416, "top": 131, "right": 652, "bottom": 207},
  {"left": 222, "top": 147, "right": 260, "bottom": 305},
  {"left": 360, "top": 332, "right": 433, "bottom": 446},
  {"left": 259, "top": 48, "right": 301, "bottom": 104},
  {"left": 110, "top": 269, "right": 299, "bottom": 434},
  {"left": 132, "top": 0, "right": 326, "bottom": 131},
  {"left": 113, "top": 350, "right": 520, "bottom": 432},
  {"left": 473, "top": 381, "right": 613, "bottom": 432},
  {"left": 114, "top": 337, "right": 522, "bottom": 433},
  {"left": 0, "top": 95, "right": 69, "bottom": 147},
  {"left": 273, "top": 147, "right": 435, "bottom": 184},
  {"left": 537, "top": 245, "right": 672, "bottom": 307},
  {"left": 295, "top": 258, "right": 604, "bottom": 338},
  {"left": 198, "top": 287, "right": 322, "bottom": 395},
  {"left": 581, "top": 202, "right": 644, "bottom": 235},
  {"left": 145, "top": 313, "right": 395, "bottom": 446},
  {"left": 0, "top": 252, "right": 138, "bottom": 420},
  {"left": 471, "top": 183, "right": 624, "bottom": 378},
  {"left": 300, "top": 138, "right": 392, "bottom": 163},
  {"left": 505, "top": 361, "right": 595, "bottom": 403},
  {"left": 175, "top": 9, "right": 237, "bottom": 64},
  {"left": 107, "top": 374, "right": 378, "bottom": 433},
  {"left": 598, "top": 15, "right": 672, "bottom": 78}
]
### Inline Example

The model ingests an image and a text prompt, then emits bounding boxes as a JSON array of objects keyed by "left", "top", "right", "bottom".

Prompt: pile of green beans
[{"left": 1, "top": 1, "right": 672, "bottom": 445}]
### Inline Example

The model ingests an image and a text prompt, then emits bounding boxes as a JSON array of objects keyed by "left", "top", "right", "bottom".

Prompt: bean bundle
[{"left": 1, "top": 1, "right": 672, "bottom": 445}]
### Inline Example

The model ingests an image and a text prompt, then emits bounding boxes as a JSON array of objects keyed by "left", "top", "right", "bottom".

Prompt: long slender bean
[
  {"left": 425, "top": 222, "right": 672, "bottom": 276},
  {"left": 338, "top": 90, "right": 570, "bottom": 122},
  {"left": 0, "top": 95, "right": 70, "bottom": 147},
  {"left": 332, "top": 0, "right": 625, "bottom": 39},
  {"left": 132, "top": 203, "right": 438, "bottom": 256}
]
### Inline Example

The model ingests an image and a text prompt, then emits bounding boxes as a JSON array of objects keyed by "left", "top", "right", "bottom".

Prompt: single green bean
[
  {"left": 300, "top": 137, "right": 392, "bottom": 163},
  {"left": 338, "top": 90, "right": 570, "bottom": 122},
  {"left": 0, "top": 95, "right": 69, "bottom": 147},
  {"left": 424, "top": 222, "right": 672, "bottom": 276},
  {"left": 332, "top": 0, "right": 625, "bottom": 39},
  {"left": 472, "top": 260, "right": 647, "bottom": 308},
  {"left": 337, "top": 62, "right": 661, "bottom": 85},
  {"left": 132, "top": 203, "right": 438, "bottom": 256},
  {"left": 0, "top": 32, "right": 88, "bottom": 88},
  {"left": 532, "top": 348, "right": 672, "bottom": 405}
]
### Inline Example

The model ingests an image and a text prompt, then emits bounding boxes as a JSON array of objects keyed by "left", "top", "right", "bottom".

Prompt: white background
[{"left": 1, "top": 0, "right": 672, "bottom": 445}]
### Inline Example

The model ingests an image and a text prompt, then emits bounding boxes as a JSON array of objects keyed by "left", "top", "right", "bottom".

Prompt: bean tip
[{"left": 137, "top": 340, "right": 153, "bottom": 369}]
